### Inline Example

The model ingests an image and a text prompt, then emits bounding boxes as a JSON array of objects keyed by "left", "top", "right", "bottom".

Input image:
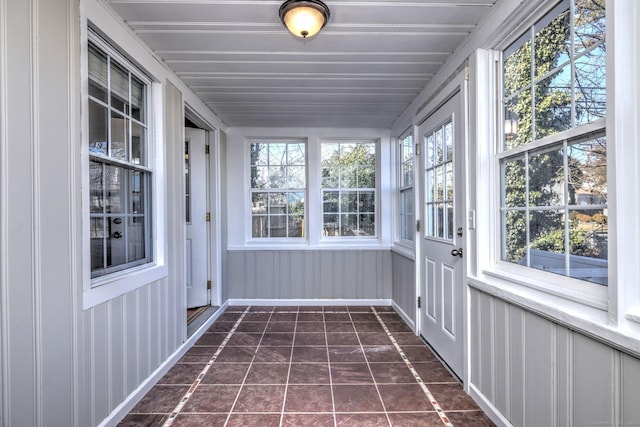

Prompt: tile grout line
[
  {"left": 161, "top": 306, "right": 252, "bottom": 427},
  {"left": 223, "top": 307, "right": 274, "bottom": 426},
  {"left": 371, "top": 307, "right": 455, "bottom": 427},
  {"left": 278, "top": 308, "right": 299, "bottom": 427},
  {"left": 352, "top": 309, "right": 393, "bottom": 427},
  {"left": 323, "top": 310, "right": 339, "bottom": 427}
]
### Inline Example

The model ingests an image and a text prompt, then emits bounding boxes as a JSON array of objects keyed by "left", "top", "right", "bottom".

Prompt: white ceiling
[{"left": 107, "top": 0, "right": 497, "bottom": 128}]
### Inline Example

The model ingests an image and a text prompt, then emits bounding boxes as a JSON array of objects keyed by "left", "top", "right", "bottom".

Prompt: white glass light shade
[{"left": 279, "top": 0, "right": 330, "bottom": 39}]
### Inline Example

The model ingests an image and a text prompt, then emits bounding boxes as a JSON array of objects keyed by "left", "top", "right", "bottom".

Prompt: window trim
[
  {"left": 246, "top": 138, "right": 308, "bottom": 242},
  {"left": 82, "top": 29, "right": 167, "bottom": 309}
]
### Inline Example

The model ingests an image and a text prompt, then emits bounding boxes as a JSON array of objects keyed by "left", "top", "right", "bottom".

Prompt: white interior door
[
  {"left": 185, "top": 127, "right": 209, "bottom": 309},
  {"left": 418, "top": 89, "right": 466, "bottom": 379}
]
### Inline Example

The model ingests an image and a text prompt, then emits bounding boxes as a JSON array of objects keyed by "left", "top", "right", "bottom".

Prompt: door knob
[
  {"left": 451, "top": 248, "right": 463, "bottom": 258},
  {"left": 113, "top": 231, "right": 123, "bottom": 239}
]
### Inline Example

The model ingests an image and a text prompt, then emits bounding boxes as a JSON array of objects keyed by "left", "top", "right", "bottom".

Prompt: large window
[
  {"left": 88, "top": 36, "right": 152, "bottom": 280},
  {"left": 500, "top": 0, "right": 607, "bottom": 285},
  {"left": 399, "top": 134, "right": 414, "bottom": 241},
  {"left": 250, "top": 141, "right": 306, "bottom": 238},
  {"left": 321, "top": 140, "right": 377, "bottom": 237}
]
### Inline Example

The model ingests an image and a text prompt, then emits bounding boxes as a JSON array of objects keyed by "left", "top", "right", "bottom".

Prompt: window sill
[
  {"left": 469, "top": 273, "right": 640, "bottom": 358},
  {"left": 391, "top": 242, "right": 415, "bottom": 260},
  {"left": 83, "top": 263, "right": 168, "bottom": 309}
]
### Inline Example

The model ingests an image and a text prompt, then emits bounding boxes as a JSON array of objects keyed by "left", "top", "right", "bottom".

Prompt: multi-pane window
[
  {"left": 399, "top": 134, "right": 414, "bottom": 241},
  {"left": 250, "top": 141, "right": 306, "bottom": 238},
  {"left": 321, "top": 141, "right": 377, "bottom": 237},
  {"left": 88, "top": 37, "right": 152, "bottom": 279},
  {"left": 500, "top": 0, "right": 607, "bottom": 285},
  {"left": 425, "top": 121, "right": 454, "bottom": 240}
]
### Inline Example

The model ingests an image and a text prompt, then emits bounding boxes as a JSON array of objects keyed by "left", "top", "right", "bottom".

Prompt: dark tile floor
[{"left": 119, "top": 306, "right": 494, "bottom": 426}]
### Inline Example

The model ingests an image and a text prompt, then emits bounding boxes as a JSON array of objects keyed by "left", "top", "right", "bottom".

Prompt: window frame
[
  {"left": 246, "top": 138, "right": 308, "bottom": 242},
  {"left": 397, "top": 132, "right": 415, "bottom": 244},
  {"left": 320, "top": 139, "right": 379, "bottom": 240},
  {"left": 82, "top": 29, "right": 167, "bottom": 308},
  {"left": 491, "top": 0, "right": 608, "bottom": 307}
]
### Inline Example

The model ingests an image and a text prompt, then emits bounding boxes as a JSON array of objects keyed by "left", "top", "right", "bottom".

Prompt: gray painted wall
[
  {"left": 227, "top": 250, "right": 392, "bottom": 300},
  {"left": 391, "top": 251, "right": 415, "bottom": 327},
  {"left": 470, "top": 287, "right": 640, "bottom": 427}
]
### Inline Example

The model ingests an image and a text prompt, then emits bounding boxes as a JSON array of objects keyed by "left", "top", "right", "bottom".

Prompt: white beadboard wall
[
  {"left": 226, "top": 250, "right": 392, "bottom": 300},
  {"left": 469, "top": 287, "right": 640, "bottom": 427},
  {"left": 391, "top": 251, "right": 416, "bottom": 328}
]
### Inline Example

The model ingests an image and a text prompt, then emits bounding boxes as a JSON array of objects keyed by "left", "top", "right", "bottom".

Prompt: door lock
[{"left": 451, "top": 248, "right": 463, "bottom": 258}]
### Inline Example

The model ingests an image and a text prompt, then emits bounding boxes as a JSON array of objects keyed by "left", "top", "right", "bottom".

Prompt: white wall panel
[
  {"left": 470, "top": 288, "right": 640, "bottom": 427},
  {"left": 391, "top": 252, "right": 415, "bottom": 324},
  {"left": 227, "top": 250, "right": 392, "bottom": 300}
]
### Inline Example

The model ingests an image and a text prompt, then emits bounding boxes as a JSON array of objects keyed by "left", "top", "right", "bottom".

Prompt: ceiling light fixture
[{"left": 279, "top": 0, "right": 330, "bottom": 39}]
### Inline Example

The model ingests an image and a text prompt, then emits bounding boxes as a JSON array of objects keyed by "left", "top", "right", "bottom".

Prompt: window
[
  {"left": 500, "top": 0, "right": 607, "bottom": 285},
  {"left": 321, "top": 140, "right": 377, "bottom": 237},
  {"left": 426, "top": 121, "right": 455, "bottom": 240},
  {"left": 250, "top": 141, "right": 306, "bottom": 238},
  {"left": 399, "top": 133, "right": 414, "bottom": 241},
  {"left": 88, "top": 36, "right": 153, "bottom": 280}
]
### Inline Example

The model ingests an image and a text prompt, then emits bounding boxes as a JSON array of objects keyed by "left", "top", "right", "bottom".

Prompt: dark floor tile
[
  {"left": 215, "top": 346, "right": 257, "bottom": 363},
  {"left": 180, "top": 346, "right": 216, "bottom": 363},
  {"left": 333, "top": 384, "right": 384, "bottom": 412},
  {"left": 266, "top": 321, "right": 296, "bottom": 332},
  {"left": 236, "top": 322, "right": 267, "bottom": 333},
  {"left": 244, "top": 312, "right": 271, "bottom": 322},
  {"left": 368, "top": 362, "right": 416, "bottom": 384},
  {"left": 357, "top": 331, "right": 391, "bottom": 346},
  {"left": 226, "top": 413, "right": 280, "bottom": 427},
  {"left": 347, "top": 306, "right": 372, "bottom": 312},
  {"left": 387, "top": 412, "right": 443, "bottom": 426},
  {"left": 270, "top": 312, "right": 298, "bottom": 322},
  {"left": 324, "top": 306, "right": 349, "bottom": 313},
  {"left": 207, "top": 322, "right": 234, "bottom": 333},
  {"left": 328, "top": 346, "right": 366, "bottom": 363},
  {"left": 363, "top": 345, "right": 403, "bottom": 363},
  {"left": 299, "top": 305, "right": 326, "bottom": 312},
  {"left": 289, "top": 363, "right": 330, "bottom": 384},
  {"left": 428, "top": 383, "right": 480, "bottom": 411},
  {"left": 330, "top": 363, "right": 374, "bottom": 384},
  {"left": 285, "top": 385, "right": 333, "bottom": 412},
  {"left": 384, "top": 321, "right": 413, "bottom": 333},
  {"left": 201, "top": 363, "right": 250, "bottom": 384},
  {"left": 117, "top": 413, "right": 167, "bottom": 427},
  {"left": 130, "top": 385, "right": 188, "bottom": 413},
  {"left": 325, "top": 322, "right": 355, "bottom": 333},
  {"left": 392, "top": 333, "right": 424, "bottom": 346},
  {"left": 350, "top": 313, "right": 377, "bottom": 322},
  {"left": 172, "top": 413, "right": 227, "bottom": 426},
  {"left": 182, "top": 385, "right": 240, "bottom": 413},
  {"left": 372, "top": 306, "right": 395, "bottom": 312},
  {"left": 326, "top": 332, "right": 360, "bottom": 346},
  {"left": 218, "top": 312, "right": 242, "bottom": 322},
  {"left": 297, "top": 312, "right": 324, "bottom": 322},
  {"left": 296, "top": 322, "right": 326, "bottom": 332},
  {"left": 249, "top": 306, "right": 274, "bottom": 312},
  {"left": 412, "top": 360, "right": 457, "bottom": 383},
  {"left": 282, "top": 413, "right": 335, "bottom": 427},
  {"left": 233, "top": 385, "right": 286, "bottom": 412},
  {"left": 245, "top": 363, "right": 289, "bottom": 384},
  {"left": 324, "top": 312, "right": 351, "bottom": 322},
  {"left": 295, "top": 332, "right": 327, "bottom": 346},
  {"left": 401, "top": 345, "right": 438, "bottom": 362},
  {"left": 292, "top": 346, "right": 328, "bottom": 363},
  {"left": 446, "top": 410, "right": 496, "bottom": 426},
  {"left": 194, "top": 332, "right": 227, "bottom": 347},
  {"left": 226, "top": 305, "right": 247, "bottom": 312},
  {"left": 274, "top": 305, "right": 299, "bottom": 312},
  {"left": 378, "top": 383, "right": 433, "bottom": 412},
  {"left": 253, "top": 346, "right": 292, "bottom": 363},
  {"left": 353, "top": 322, "right": 385, "bottom": 333},
  {"left": 158, "top": 363, "right": 203, "bottom": 385},
  {"left": 336, "top": 413, "right": 389, "bottom": 427},
  {"left": 226, "top": 333, "right": 262, "bottom": 346},
  {"left": 378, "top": 312, "right": 403, "bottom": 322},
  {"left": 260, "top": 332, "right": 294, "bottom": 346}
]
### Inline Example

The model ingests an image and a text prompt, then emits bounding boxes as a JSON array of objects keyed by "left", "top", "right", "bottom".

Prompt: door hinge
[
  {"left": 206, "top": 212, "right": 211, "bottom": 222},
  {"left": 416, "top": 219, "right": 420, "bottom": 233},
  {"left": 415, "top": 143, "right": 420, "bottom": 156},
  {"left": 205, "top": 144, "right": 210, "bottom": 154},
  {"left": 207, "top": 280, "right": 212, "bottom": 290},
  {"left": 417, "top": 296, "right": 421, "bottom": 308}
]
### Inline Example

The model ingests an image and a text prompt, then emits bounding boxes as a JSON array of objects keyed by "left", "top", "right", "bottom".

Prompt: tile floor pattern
[{"left": 119, "top": 306, "right": 494, "bottom": 426}]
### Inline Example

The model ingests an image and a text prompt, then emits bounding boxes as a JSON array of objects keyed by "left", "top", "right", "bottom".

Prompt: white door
[
  {"left": 185, "top": 127, "right": 209, "bottom": 308},
  {"left": 418, "top": 88, "right": 466, "bottom": 379}
]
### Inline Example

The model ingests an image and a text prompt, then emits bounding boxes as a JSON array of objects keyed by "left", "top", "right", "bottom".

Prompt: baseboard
[
  {"left": 98, "top": 301, "right": 229, "bottom": 427},
  {"left": 391, "top": 300, "right": 416, "bottom": 333},
  {"left": 467, "top": 382, "right": 513, "bottom": 427},
  {"left": 227, "top": 298, "right": 393, "bottom": 307}
]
